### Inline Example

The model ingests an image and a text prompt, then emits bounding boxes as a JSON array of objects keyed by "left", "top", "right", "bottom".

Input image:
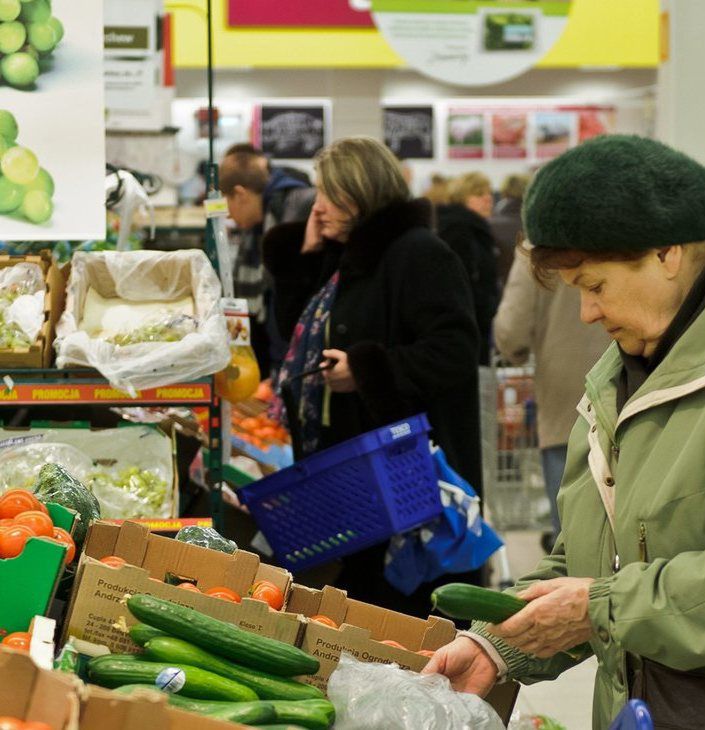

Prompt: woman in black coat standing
[{"left": 263, "top": 136, "right": 483, "bottom": 616}]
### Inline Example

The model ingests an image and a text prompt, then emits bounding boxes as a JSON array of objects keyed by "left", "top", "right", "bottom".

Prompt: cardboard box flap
[
  {"left": 419, "top": 615, "right": 458, "bottom": 650},
  {"left": 284, "top": 583, "right": 322, "bottom": 617},
  {"left": 0, "top": 649, "right": 37, "bottom": 715},
  {"left": 80, "top": 685, "right": 170, "bottom": 730},
  {"left": 113, "top": 521, "right": 151, "bottom": 566},
  {"left": 167, "top": 707, "right": 250, "bottom": 730},
  {"left": 83, "top": 522, "right": 121, "bottom": 559}
]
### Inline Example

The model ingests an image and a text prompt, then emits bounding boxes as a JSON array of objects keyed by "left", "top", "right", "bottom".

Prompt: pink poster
[
  {"left": 491, "top": 113, "right": 528, "bottom": 159},
  {"left": 227, "top": 0, "right": 373, "bottom": 28},
  {"left": 577, "top": 107, "right": 616, "bottom": 142}
]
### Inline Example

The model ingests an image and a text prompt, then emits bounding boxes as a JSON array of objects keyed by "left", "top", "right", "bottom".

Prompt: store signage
[
  {"left": 104, "top": 26, "right": 151, "bottom": 53},
  {"left": 227, "top": 0, "right": 373, "bottom": 28},
  {"left": 371, "top": 0, "right": 574, "bottom": 86}
]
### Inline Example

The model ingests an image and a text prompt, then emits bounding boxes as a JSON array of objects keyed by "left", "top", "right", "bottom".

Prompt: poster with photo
[
  {"left": 383, "top": 106, "right": 434, "bottom": 160},
  {"left": 534, "top": 110, "right": 575, "bottom": 159},
  {"left": 577, "top": 106, "right": 616, "bottom": 142},
  {"left": 253, "top": 105, "right": 329, "bottom": 160},
  {"left": 0, "top": 0, "right": 105, "bottom": 241},
  {"left": 491, "top": 113, "right": 527, "bottom": 159},
  {"left": 228, "top": 0, "right": 373, "bottom": 27},
  {"left": 447, "top": 110, "right": 485, "bottom": 159}
]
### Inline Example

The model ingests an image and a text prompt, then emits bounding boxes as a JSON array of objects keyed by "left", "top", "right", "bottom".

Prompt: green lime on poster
[{"left": 371, "top": 1, "right": 574, "bottom": 86}]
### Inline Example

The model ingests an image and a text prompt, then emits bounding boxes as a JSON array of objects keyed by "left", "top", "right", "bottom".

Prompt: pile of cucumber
[{"left": 87, "top": 594, "right": 334, "bottom": 730}]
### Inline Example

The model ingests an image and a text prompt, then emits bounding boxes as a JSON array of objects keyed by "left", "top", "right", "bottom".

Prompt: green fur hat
[{"left": 523, "top": 135, "right": 705, "bottom": 251}]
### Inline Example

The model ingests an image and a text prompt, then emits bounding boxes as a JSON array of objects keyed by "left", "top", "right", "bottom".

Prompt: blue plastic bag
[{"left": 384, "top": 447, "right": 504, "bottom": 595}]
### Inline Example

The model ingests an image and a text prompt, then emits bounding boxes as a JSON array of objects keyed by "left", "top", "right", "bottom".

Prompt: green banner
[{"left": 371, "top": 1, "right": 572, "bottom": 17}]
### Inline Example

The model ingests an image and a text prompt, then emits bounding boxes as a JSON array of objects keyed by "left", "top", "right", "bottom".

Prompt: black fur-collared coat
[{"left": 263, "top": 198, "right": 482, "bottom": 495}]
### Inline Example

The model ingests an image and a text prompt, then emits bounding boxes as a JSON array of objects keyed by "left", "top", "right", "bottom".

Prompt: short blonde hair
[
  {"left": 448, "top": 172, "right": 492, "bottom": 205},
  {"left": 422, "top": 174, "right": 450, "bottom": 206},
  {"left": 315, "top": 137, "right": 410, "bottom": 221},
  {"left": 500, "top": 174, "right": 530, "bottom": 200}
]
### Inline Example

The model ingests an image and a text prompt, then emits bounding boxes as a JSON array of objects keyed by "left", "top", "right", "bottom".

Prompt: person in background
[
  {"left": 263, "top": 136, "right": 483, "bottom": 615},
  {"left": 493, "top": 253, "right": 610, "bottom": 553},
  {"left": 435, "top": 172, "right": 499, "bottom": 365},
  {"left": 422, "top": 173, "right": 451, "bottom": 206},
  {"left": 219, "top": 144, "right": 315, "bottom": 375},
  {"left": 490, "top": 173, "right": 530, "bottom": 288},
  {"left": 425, "top": 135, "right": 705, "bottom": 730}
]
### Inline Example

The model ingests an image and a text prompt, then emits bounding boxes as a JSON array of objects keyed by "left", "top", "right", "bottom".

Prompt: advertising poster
[
  {"left": 383, "top": 106, "right": 434, "bottom": 160},
  {"left": 447, "top": 110, "right": 485, "bottom": 159},
  {"left": 228, "top": 0, "right": 373, "bottom": 28},
  {"left": 371, "top": 1, "right": 574, "bottom": 87},
  {"left": 491, "top": 113, "right": 528, "bottom": 159},
  {"left": 253, "top": 105, "right": 329, "bottom": 160},
  {"left": 0, "top": 0, "right": 105, "bottom": 241},
  {"left": 577, "top": 106, "right": 616, "bottom": 142},
  {"left": 534, "top": 110, "right": 575, "bottom": 159}
]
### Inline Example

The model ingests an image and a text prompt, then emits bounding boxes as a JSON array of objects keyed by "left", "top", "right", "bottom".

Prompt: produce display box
[
  {"left": 286, "top": 584, "right": 457, "bottom": 690},
  {"left": 0, "top": 502, "right": 76, "bottom": 636},
  {"left": 63, "top": 521, "right": 302, "bottom": 653},
  {"left": 0, "top": 252, "right": 66, "bottom": 368},
  {"left": 0, "top": 424, "right": 179, "bottom": 520},
  {"left": 0, "top": 647, "right": 81, "bottom": 729},
  {"left": 80, "top": 685, "right": 248, "bottom": 730}
]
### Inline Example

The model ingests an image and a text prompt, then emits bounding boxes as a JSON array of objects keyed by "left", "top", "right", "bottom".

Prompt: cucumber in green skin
[
  {"left": 127, "top": 593, "right": 319, "bottom": 677},
  {"left": 268, "top": 699, "right": 335, "bottom": 729},
  {"left": 430, "top": 583, "right": 526, "bottom": 623},
  {"left": 87, "top": 654, "right": 258, "bottom": 702},
  {"left": 129, "top": 622, "right": 168, "bottom": 647},
  {"left": 144, "top": 636, "right": 324, "bottom": 700}
]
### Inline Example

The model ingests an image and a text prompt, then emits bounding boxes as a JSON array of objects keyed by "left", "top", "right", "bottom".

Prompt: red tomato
[
  {"left": 0, "top": 489, "right": 41, "bottom": 519},
  {"left": 310, "top": 614, "right": 338, "bottom": 628},
  {"left": 2, "top": 631, "right": 31, "bottom": 652},
  {"left": 24, "top": 723, "right": 53, "bottom": 730},
  {"left": 0, "top": 524, "right": 35, "bottom": 558},
  {"left": 177, "top": 582, "right": 201, "bottom": 592},
  {"left": 14, "top": 510, "right": 54, "bottom": 538},
  {"left": 205, "top": 586, "right": 241, "bottom": 602},
  {"left": 50, "top": 527, "right": 76, "bottom": 563},
  {"left": 0, "top": 718, "right": 24, "bottom": 730},
  {"left": 416, "top": 649, "right": 436, "bottom": 658},
  {"left": 0, "top": 518, "right": 14, "bottom": 527},
  {"left": 99, "top": 555, "right": 126, "bottom": 568},
  {"left": 380, "top": 639, "right": 407, "bottom": 650},
  {"left": 249, "top": 580, "right": 284, "bottom": 610}
]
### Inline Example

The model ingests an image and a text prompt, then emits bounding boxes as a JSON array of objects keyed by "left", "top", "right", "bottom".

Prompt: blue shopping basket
[
  {"left": 609, "top": 700, "right": 653, "bottom": 730},
  {"left": 239, "top": 413, "right": 443, "bottom": 571}
]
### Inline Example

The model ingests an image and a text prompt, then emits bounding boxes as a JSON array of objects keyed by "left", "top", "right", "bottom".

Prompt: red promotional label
[{"left": 227, "top": 0, "right": 373, "bottom": 28}]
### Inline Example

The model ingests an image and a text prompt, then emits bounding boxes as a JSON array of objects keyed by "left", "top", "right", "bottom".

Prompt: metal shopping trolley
[{"left": 479, "top": 359, "right": 553, "bottom": 586}]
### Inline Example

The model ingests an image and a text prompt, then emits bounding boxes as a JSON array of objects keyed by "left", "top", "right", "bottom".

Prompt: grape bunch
[
  {"left": 0, "top": 0, "right": 64, "bottom": 89},
  {"left": 0, "top": 109, "right": 54, "bottom": 224}
]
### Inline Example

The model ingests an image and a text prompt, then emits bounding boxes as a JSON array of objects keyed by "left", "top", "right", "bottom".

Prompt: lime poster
[{"left": 371, "top": 0, "right": 573, "bottom": 85}]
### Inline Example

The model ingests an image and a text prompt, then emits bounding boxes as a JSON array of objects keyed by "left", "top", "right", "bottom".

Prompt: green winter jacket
[{"left": 474, "top": 306, "right": 705, "bottom": 729}]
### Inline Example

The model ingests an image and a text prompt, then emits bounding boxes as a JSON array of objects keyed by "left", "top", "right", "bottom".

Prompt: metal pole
[{"left": 206, "top": 0, "right": 215, "bottom": 178}]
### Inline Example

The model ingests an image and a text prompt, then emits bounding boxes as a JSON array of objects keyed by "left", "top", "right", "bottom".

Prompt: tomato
[
  {"left": 249, "top": 580, "right": 285, "bottom": 610},
  {"left": 99, "top": 555, "right": 126, "bottom": 568},
  {"left": 14, "top": 510, "right": 54, "bottom": 538},
  {"left": 2, "top": 631, "right": 31, "bottom": 652},
  {"left": 0, "top": 518, "right": 14, "bottom": 527},
  {"left": 416, "top": 649, "right": 436, "bottom": 658},
  {"left": 50, "top": 527, "right": 76, "bottom": 563},
  {"left": 0, "top": 718, "right": 24, "bottom": 730},
  {"left": 0, "top": 489, "right": 41, "bottom": 519},
  {"left": 205, "top": 586, "right": 241, "bottom": 602},
  {"left": 310, "top": 614, "right": 338, "bottom": 629},
  {"left": 34, "top": 500, "right": 49, "bottom": 516},
  {"left": 380, "top": 639, "right": 407, "bottom": 650},
  {"left": 177, "top": 582, "right": 201, "bottom": 592},
  {"left": 0, "top": 524, "right": 35, "bottom": 558},
  {"left": 24, "top": 723, "right": 53, "bottom": 730}
]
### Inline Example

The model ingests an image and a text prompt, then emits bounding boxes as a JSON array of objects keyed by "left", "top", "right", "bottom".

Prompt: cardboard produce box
[
  {"left": 0, "top": 647, "right": 81, "bottom": 729},
  {"left": 63, "top": 521, "right": 302, "bottom": 653},
  {"left": 0, "top": 252, "right": 66, "bottom": 368},
  {"left": 0, "top": 503, "right": 76, "bottom": 635}
]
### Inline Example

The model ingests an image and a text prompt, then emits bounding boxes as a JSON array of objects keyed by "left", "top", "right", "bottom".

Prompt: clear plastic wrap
[
  {"left": 55, "top": 250, "right": 230, "bottom": 394},
  {"left": 0, "top": 262, "right": 45, "bottom": 347},
  {"left": 107, "top": 311, "right": 198, "bottom": 346},
  {"left": 328, "top": 653, "right": 505, "bottom": 730},
  {"left": 175, "top": 526, "right": 238, "bottom": 554},
  {"left": 0, "top": 440, "right": 92, "bottom": 492}
]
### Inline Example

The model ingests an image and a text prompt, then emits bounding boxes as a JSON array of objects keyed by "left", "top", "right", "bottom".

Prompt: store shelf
[{"left": 112, "top": 517, "right": 213, "bottom": 532}]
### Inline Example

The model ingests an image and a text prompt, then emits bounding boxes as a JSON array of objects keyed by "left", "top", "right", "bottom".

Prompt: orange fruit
[
  {"left": 14, "top": 510, "right": 54, "bottom": 538},
  {"left": 0, "top": 524, "right": 35, "bottom": 558},
  {"left": 205, "top": 586, "right": 242, "bottom": 603},
  {"left": 2, "top": 631, "right": 31, "bottom": 652},
  {"left": 99, "top": 555, "right": 126, "bottom": 568},
  {"left": 310, "top": 615, "right": 338, "bottom": 629},
  {"left": 380, "top": 639, "right": 407, "bottom": 650},
  {"left": 177, "top": 582, "right": 201, "bottom": 592},
  {"left": 249, "top": 580, "right": 284, "bottom": 610}
]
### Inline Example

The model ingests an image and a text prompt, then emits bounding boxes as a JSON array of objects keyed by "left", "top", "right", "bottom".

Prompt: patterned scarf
[{"left": 274, "top": 271, "right": 340, "bottom": 455}]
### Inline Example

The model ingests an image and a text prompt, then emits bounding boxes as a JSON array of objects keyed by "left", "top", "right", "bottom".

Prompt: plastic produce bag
[
  {"left": 175, "top": 526, "right": 238, "bottom": 554},
  {"left": 328, "top": 653, "right": 504, "bottom": 730},
  {"left": 55, "top": 250, "right": 230, "bottom": 394},
  {"left": 0, "top": 262, "right": 45, "bottom": 347},
  {"left": 0, "top": 440, "right": 92, "bottom": 492}
]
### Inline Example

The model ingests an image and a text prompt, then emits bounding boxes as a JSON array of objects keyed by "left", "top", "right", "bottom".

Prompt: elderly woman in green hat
[{"left": 424, "top": 135, "right": 705, "bottom": 729}]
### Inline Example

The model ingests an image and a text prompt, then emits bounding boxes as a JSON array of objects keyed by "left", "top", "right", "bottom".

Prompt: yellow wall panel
[{"left": 169, "top": 0, "right": 658, "bottom": 70}]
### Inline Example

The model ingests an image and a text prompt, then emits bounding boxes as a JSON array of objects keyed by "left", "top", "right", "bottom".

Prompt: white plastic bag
[
  {"left": 0, "top": 262, "right": 46, "bottom": 346},
  {"left": 328, "top": 653, "right": 505, "bottom": 730},
  {"left": 55, "top": 250, "right": 230, "bottom": 394},
  {"left": 0, "top": 440, "right": 92, "bottom": 492}
]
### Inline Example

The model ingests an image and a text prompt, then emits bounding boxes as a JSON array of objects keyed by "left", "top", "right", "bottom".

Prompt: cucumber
[
  {"left": 127, "top": 594, "right": 319, "bottom": 677},
  {"left": 257, "top": 726, "right": 311, "bottom": 730},
  {"left": 87, "top": 654, "right": 258, "bottom": 702},
  {"left": 268, "top": 700, "right": 335, "bottom": 729},
  {"left": 168, "top": 696, "right": 277, "bottom": 724},
  {"left": 144, "top": 636, "right": 324, "bottom": 700},
  {"left": 430, "top": 583, "right": 526, "bottom": 623},
  {"left": 129, "top": 623, "right": 168, "bottom": 647}
]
